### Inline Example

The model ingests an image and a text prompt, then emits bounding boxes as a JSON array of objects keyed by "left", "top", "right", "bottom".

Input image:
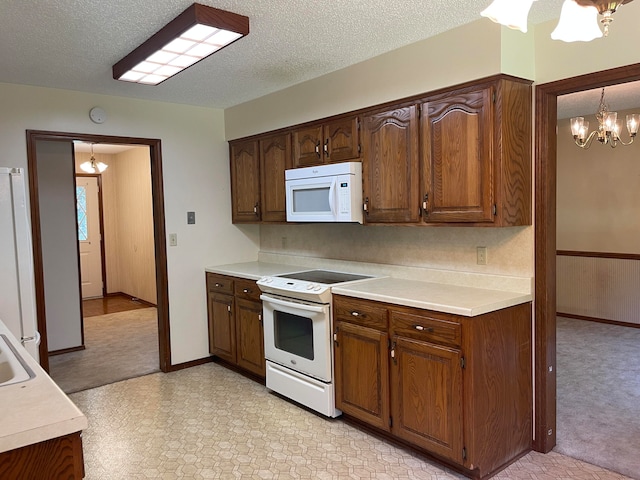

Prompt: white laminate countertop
[
  {"left": 206, "top": 261, "right": 532, "bottom": 317},
  {"left": 332, "top": 277, "right": 532, "bottom": 317},
  {"left": 0, "top": 320, "right": 88, "bottom": 454},
  {"left": 205, "top": 262, "right": 311, "bottom": 280}
]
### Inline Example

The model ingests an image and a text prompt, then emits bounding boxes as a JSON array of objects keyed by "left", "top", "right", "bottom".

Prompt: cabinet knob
[
  {"left": 323, "top": 139, "right": 329, "bottom": 157},
  {"left": 363, "top": 197, "right": 369, "bottom": 214},
  {"left": 253, "top": 202, "right": 259, "bottom": 215},
  {"left": 215, "top": 283, "right": 223, "bottom": 288},
  {"left": 351, "top": 311, "right": 360, "bottom": 317},
  {"left": 243, "top": 288, "right": 251, "bottom": 293},
  {"left": 315, "top": 141, "right": 321, "bottom": 158}
]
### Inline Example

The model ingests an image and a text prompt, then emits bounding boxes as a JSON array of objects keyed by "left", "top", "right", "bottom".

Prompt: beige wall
[
  {"left": 225, "top": 20, "right": 506, "bottom": 141},
  {"left": 75, "top": 149, "right": 156, "bottom": 303},
  {"left": 1, "top": 82, "right": 260, "bottom": 365},
  {"left": 112, "top": 148, "right": 156, "bottom": 303},
  {"left": 556, "top": 113, "right": 640, "bottom": 254},
  {"left": 533, "top": 1, "right": 640, "bottom": 84}
]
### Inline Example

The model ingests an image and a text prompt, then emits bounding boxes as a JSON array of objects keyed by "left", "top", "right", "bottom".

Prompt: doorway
[
  {"left": 534, "top": 63, "right": 640, "bottom": 453},
  {"left": 76, "top": 175, "right": 104, "bottom": 299},
  {"left": 26, "top": 130, "right": 171, "bottom": 374}
]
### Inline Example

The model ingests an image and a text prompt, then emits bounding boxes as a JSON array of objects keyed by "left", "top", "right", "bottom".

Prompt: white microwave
[{"left": 285, "top": 162, "right": 363, "bottom": 223}]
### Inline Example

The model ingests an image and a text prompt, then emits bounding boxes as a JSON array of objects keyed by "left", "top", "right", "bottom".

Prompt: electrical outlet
[
  {"left": 477, "top": 246, "right": 487, "bottom": 265},
  {"left": 187, "top": 211, "right": 196, "bottom": 224},
  {"left": 169, "top": 233, "right": 178, "bottom": 246}
]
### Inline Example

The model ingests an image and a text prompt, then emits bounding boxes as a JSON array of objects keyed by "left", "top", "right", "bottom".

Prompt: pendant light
[{"left": 80, "top": 144, "right": 108, "bottom": 174}]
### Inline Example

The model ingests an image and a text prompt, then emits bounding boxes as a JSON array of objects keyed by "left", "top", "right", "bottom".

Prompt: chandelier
[
  {"left": 481, "top": 0, "right": 634, "bottom": 42},
  {"left": 80, "top": 144, "right": 109, "bottom": 173},
  {"left": 570, "top": 89, "right": 640, "bottom": 148}
]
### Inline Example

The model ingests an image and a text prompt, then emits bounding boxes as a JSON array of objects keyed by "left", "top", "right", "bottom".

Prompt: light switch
[
  {"left": 169, "top": 233, "right": 178, "bottom": 246},
  {"left": 187, "top": 211, "right": 196, "bottom": 224}
]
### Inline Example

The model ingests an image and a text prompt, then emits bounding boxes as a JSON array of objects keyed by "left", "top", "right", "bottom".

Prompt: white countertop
[
  {"left": 0, "top": 320, "right": 88, "bottom": 454},
  {"left": 332, "top": 277, "right": 532, "bottom": 317},
  {"left": 205, "top": 262, "right": 311, "bottom": 280},
  {"left": 206, "top": 261, "right": 532, "bottom": 316}
]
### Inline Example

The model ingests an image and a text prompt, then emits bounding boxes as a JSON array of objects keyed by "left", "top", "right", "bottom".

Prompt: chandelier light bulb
[
  {"left": 551, "top": 0, "right": 603, "bottom": 42},
  {"left": 627, "top": 114, "right": 640, "bottom": 136},
  {"left": 481, "top": 0, "right": 536, "bottom": 33}
]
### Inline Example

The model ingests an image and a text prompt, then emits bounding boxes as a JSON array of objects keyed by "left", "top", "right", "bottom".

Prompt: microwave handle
[{"left": 328, "top": 178, "right": 337, "bottom": 216}]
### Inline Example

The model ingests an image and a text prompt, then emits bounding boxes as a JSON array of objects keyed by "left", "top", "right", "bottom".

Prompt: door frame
[
  {"left": 26, "top": 130, "right": 171, "bottom": 373},
  {"left": 534, "top": 62, "right": 640, "bottom": 452},
  {"left": 76, "top": 173, "right": 107, "bottom": 299}
]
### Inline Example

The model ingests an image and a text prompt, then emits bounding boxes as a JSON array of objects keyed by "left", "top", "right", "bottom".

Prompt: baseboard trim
[
  {"left": 106, "top": 291, "right": 157, "bottom": 308},
  {"left": 167, "top": 356, "right": 214, "bottom": 372},
  {"left": 48, "top": 345, "right": 85, "bottom": 356},
  {"left": 557, "top": 312, "right": 640, "bottom": 329}
]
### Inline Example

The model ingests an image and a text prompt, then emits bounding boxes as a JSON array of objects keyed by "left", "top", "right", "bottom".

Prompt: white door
[{"left": 76, "top": 177, "right": 103, "bottom": 299}]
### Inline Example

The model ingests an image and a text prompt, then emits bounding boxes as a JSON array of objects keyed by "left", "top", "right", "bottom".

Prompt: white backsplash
[{"left": 260, "top": 223, "right": 534, "bottom": 279}]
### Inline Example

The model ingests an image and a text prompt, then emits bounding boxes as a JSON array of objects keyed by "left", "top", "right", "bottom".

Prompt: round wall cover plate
[{"left": 89, "top": 107, "right": 107, "bottom": 124}]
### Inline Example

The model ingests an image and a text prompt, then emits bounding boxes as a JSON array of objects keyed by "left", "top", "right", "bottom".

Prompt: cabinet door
[
  {"left": 292, "top": 125, "right": 323, "bottom": 168},
  {"left": 235, "top": 298, "right": 266, "bottom": 377},
  {"left": 207, "top": 292, "right": 236, "bottom": 364},
  {"left": 325, "top": 117, "right": 360, "bottom": 163},
  {"left": 390, "top": 336, "right": 464, "bottom": 463},
  {"left": 335, "top": 321, "right": 390, "bottom": 431},
  {"left": 421, "top": 87, "right": 494, "bottom": 223},
  {"left": 260, "top": 133, "right": 291, "bottom": 222},
  {"left": 230, "top": 140, "right": 260, "bottom": 223},
  {"left": 362, "top": 106, "right": 420, "bottom": 223}
]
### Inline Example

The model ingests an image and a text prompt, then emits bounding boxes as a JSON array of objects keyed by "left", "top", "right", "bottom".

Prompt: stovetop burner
[{"left": 276, "top": 270, "right": 371, "bottom": 285}]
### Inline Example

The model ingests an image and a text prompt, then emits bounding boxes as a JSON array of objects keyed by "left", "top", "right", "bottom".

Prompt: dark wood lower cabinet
[
  {"left": 235, "top": 297, "right": 265, "bottom": 376},
  {"left": 334, "top": 321, "right": 390, "bottom": 431},
  {"left": 0, "top": 431, "right": 84, "bottom": 479},
  {"left": 334, "top": 295, "right": 532, "bottom": 479},
  {"left": 206, "top": 273, "right": 265, "bottom": 379},
  {"left": 391, "top": 337, "right": 463, "bottom": 463}
]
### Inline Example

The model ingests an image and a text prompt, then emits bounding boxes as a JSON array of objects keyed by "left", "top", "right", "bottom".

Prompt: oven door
[{"left": 260, "top": 293, "right": 332, "bottom": 382}]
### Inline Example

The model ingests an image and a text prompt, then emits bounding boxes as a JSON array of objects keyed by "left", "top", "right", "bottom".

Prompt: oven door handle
[{"left": 260, "top": 294, "right": 326, "bottom": 313}]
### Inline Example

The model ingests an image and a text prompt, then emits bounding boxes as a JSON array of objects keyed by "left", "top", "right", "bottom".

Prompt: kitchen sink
[{"left": 0, "top": 334, "right": 35, "bottom": 386}]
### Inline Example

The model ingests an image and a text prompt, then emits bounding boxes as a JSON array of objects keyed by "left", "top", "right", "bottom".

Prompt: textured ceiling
[{"left": 0, "top": 0, "right": 565, "bottom": 110}]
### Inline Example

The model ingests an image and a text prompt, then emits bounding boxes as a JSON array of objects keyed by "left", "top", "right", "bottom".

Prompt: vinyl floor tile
[{"left": 70, "top": 363, "right": 632, "bottom": 480}]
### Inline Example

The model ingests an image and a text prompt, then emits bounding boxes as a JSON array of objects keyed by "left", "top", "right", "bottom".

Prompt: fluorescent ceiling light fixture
[
  {"left": 481, "top": 0, "right": 536, "bottom": 33},
  {"left": 113, "top": 3, "right": 249, "bottom": 86}
]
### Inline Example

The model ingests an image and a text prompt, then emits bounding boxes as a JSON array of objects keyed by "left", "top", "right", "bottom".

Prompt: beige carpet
[
  {"left": 48, "top": 307, "right": 159, "bottom": 394},
  {"left": 555, "top": 317, "right": 640, "bottom": 479}
]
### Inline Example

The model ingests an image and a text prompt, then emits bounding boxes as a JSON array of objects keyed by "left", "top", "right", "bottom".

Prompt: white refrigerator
[{"left": 0, "top": 167, "right": 40, "bottom": 360}]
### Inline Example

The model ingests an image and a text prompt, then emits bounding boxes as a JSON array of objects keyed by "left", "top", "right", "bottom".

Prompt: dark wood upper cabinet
[
  {"left": 324, "top": 117, "right": 360, "bottom": 163},
  {"left": 260, "top": 133, "right": 291, "bottom": 222},
  {"left": 361, "top": 106, "right": 420, "bottom": 223},
  {"left": 421, "top": 87, "right": 493, "bottom": 223},
  {"left": 230, "top": 140, "right": 260, "bottom": 223},
  {"left": 292, "top": 116, "right": 360, "bottom": 168},
  {"left": 228, "top": 74, "right": 531, "bottom": 227},
  {"left": 421, "top": 77, "right": 531, "bottom": 226}
]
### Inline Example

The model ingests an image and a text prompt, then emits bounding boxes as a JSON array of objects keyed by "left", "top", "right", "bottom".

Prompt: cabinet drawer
[
  {"left": 390, "top": 310, "right": 461, "bottom": 347},
  {"left": 207, "top": 273, "right": 234, "bottom": 295},
  {"left": 234, "top": 279, "right": 261, "bottom": 302},
  {"left": 334, "top": 296, "right": 388, "bottom": 330}
]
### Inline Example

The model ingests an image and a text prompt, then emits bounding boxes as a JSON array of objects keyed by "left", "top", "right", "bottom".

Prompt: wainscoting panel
[{"left": 557, "top": 252, "right": 640, "bottom": 325}]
